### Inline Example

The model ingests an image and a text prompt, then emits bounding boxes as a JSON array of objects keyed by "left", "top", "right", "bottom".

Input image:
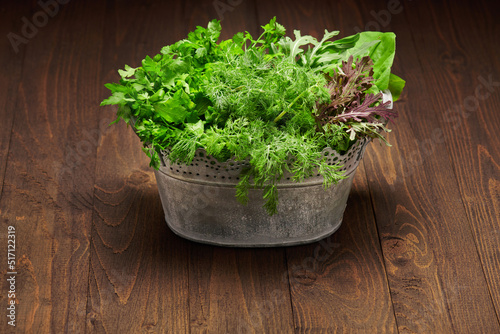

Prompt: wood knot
[
  {"left": 382, "top": 236, "right": 412, "bottom": 268},
  {"left": 291, "top": 269, "right": 318, "bottom": 285},
  {"left": 86, "top": 311, "right": 98, "bottom": 326},
  {"left": 142, "top": 323, "right": 156, "bottom": 332},
  {"left": 440, "top": 51, "right": 467, "bottom": 74},
  {"left": 127, "top": 170, "right": 150, "bottom": 186}
]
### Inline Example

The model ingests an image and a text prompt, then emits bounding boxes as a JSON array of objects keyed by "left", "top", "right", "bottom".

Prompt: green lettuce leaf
[
  {"left": 340, "top": 32, "right": 396, "bottom": 91},
  {"left": 388, "top": 73, "right": 406, "bottom": 101}
]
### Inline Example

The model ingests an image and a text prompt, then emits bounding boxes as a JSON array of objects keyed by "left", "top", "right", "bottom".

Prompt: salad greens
[{"left": 101, "top": 17, "right": 405, "bottom": 214}]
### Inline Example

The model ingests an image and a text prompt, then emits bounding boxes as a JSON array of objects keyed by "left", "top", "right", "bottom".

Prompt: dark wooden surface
[{"left": 0, "top": 0, "right": 499, "bottom": 333}]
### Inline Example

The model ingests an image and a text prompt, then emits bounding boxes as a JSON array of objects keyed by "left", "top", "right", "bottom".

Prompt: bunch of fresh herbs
[{"left": 101, "top": 18, "right": 405, "bottom": 214}]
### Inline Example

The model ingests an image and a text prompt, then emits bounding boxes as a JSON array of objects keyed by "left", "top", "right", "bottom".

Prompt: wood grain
[
  {"left": 354, "top": 0, "right": 500, "bottom": 332},
  {"left": 87, "top": 1, "right": 190, "bottom": 332},
  {"left": 286, "top": 163, "right": 398, "bottom": 333},
  {"left": 0, "top": 1, "right": 105, "bottom": 332},
  {"left": 415, "top": 0, "right": 500, "bottom": 320},
  {"left": 88, "top": 136, "right": 190, "bottom": 333},
  {"left": 0, "top": 2, "right": 28, "bottom": 199},
  {"left": 189, "top": 246, "right": 294, "bottom": 333}
]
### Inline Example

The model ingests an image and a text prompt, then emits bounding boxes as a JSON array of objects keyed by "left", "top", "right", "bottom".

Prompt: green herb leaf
[
  {"left": 100, "top": 91, "right": 126, "bottom": 106},
  {"left": 118, "top": 64, "right": 136, "bottom": 78},
  {"left": 154, "top": 99, "right": 188, "bottom": 124}
]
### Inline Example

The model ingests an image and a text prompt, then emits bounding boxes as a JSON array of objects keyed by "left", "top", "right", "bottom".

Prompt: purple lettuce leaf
[{"left": 315, "top": 55, "right": 397, "bottom": 130}]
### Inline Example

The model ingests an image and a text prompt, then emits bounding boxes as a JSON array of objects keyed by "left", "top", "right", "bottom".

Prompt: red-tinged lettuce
[
  {"left": 315, "top": 56, "right": 397, "bottom": 141},
  {"left": 319, "top": 31, "right": 406, "bottom": 100}
]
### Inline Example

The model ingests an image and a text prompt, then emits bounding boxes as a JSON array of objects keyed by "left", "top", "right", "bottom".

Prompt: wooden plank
[
  {"left": 353, "top": 0, "right": 500, "bottom": 332},
  {"left": 181, "top": 1, "right": 295, "bottom": 332},
  {"left": 253, "top": 0, "right": 399, "bottom": 331},
  {"left": 0, "top": 1, "right": 105, "bottom": 332},
  {"left": 405, "top": 0, "right": 500, "bottom": 320},
  {"left": 87, "top": 1, "right": 191, "bottom": 333},
  {"left": 0, "top": 2, "right": 28, "bottom": 198},
  {"left": 286, "top": 163, "right": 398, "bottom": 332},
  {"left": 189, "top": 246, "right": 294, "bottom": 333},
  {"left": 88, "top": 138, "right": 190, "bottom": 332}
]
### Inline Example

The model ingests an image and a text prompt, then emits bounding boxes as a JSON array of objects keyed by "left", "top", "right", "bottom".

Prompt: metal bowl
[{"left": 154, "top": 138, "right": 370, "bottom": 247}]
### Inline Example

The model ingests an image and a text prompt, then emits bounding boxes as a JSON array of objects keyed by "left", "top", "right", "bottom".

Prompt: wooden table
[{"left": 1, "top": 0, "right": 499, "bottom": 332}]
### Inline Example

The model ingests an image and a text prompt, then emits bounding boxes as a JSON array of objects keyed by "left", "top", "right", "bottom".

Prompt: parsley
[{"left": 101, "top": 18, "right": 404, "bottom": 215}]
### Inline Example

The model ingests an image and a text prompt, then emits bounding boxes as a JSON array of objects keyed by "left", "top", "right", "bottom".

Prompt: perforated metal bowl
[{"left": 153, "top": 137, "right": 370, "bottom": 247}]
